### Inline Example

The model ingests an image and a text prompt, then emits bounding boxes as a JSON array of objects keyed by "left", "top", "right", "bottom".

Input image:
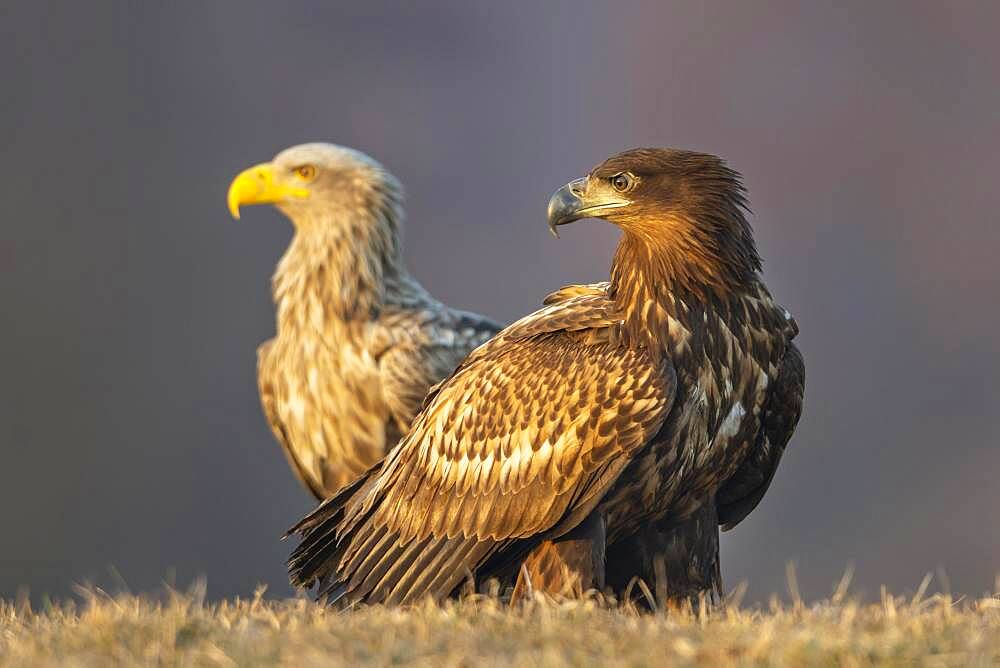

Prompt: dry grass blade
[
  {"left": 831, "top": 563, "right": 854, "bottom": 605},
  {"left": 785, "top": 561, "right": 802, "bottom": 610},
  {"left": 911, "top": 572, "right": 934, "bottom": 607}
]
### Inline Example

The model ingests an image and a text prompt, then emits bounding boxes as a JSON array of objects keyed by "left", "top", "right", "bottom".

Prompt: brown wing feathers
[
  {"left": 288, "top": 296, "right": 676, "bottom": 604},
  {"left": 717, "top": 342, "right": 805, "bottom": 530}
]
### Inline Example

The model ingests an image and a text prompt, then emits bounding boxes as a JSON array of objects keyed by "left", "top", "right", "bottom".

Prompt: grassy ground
[{"left": 2, "top": 582, "right": 999, "bottom": 666}]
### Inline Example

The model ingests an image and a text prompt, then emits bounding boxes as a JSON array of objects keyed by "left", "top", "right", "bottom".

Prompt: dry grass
[{"left": 2, "top": 580, "right": 999, "bottom": 667}]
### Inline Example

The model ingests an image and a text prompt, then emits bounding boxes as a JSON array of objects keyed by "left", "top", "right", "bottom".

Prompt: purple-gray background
[{"left": 2, "top": 1, "right": 998, "bottom": 602}]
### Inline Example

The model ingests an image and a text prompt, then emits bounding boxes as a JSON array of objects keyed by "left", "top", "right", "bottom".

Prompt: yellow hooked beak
[{"left": 227, "top": 163, "right": 310, "bottom": 219}]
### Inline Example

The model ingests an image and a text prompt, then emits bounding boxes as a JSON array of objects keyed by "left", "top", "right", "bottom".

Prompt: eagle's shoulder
[
  {"left": 744, "top": 279, "right": 799, "bottom": 341},
  {"left": 542, "top": 281, "right": 611, "bottom": 305},
  {"left": 376, "top": 275, "right": 499, "bottom": 348},
  {"left": 371, "top": 280, "right": 501, "bottom": 430},
  {"left": 462, "top": 290, "right": 623, "bottom": 366}
]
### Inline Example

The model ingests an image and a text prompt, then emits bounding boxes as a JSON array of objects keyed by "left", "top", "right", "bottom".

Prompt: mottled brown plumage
[
  {"left": 230, "top": 144, "right": 499, "bottom": 497},
  {"left": 545, "top": 281, "right": 804, "bottom": 604},
  {"left": 287, "top": 148, "right": 804, "bottom": 605}
]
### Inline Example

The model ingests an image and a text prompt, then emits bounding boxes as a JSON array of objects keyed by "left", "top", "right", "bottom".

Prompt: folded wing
[{"left": 288, "top": 293, "right": 676, "bottom": 604}]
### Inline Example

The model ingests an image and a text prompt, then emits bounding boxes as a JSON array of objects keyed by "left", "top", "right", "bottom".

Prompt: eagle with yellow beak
[{"left": 228, "top": 143, "right": 500, "bottom": 498}]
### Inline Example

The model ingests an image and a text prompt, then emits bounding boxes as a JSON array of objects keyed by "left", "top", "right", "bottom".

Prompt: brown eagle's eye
[
  {"left": 295, "top": 165, "right": 317, "bottom": 180},
  {"left": 611, "top": 173, "right": 633, "bottom": 193}
]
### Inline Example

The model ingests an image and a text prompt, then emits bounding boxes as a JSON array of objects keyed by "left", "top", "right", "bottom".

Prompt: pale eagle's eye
[
  {"left": 611, "top": 173, "right": 633, "bottom": 193},
  {"left": 295, "top": 165, "right": 317, "bottom": 181}
]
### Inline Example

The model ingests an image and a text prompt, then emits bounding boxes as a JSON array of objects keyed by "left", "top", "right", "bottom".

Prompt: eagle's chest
[{"left": 266, "top": 324, "right": 390, "bottom": 452}]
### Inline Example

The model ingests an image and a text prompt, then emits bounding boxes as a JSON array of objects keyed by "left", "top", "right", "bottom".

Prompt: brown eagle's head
[
  {"left": 227, "top": 143, "right": 403, "bottom": 234},
  {"left": 548, "top": 148, "right": 761, "bottom": 291}
]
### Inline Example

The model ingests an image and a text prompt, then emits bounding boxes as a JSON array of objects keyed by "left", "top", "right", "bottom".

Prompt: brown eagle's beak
[
  {"left": 546, "top": 178, "right": 586, "bottom": 238},
  {"left": 227, "top": 163, "right": 310, "bottom": 219},
  {"left": 546, "top": 177, "right": 630, "bottom": 238}
]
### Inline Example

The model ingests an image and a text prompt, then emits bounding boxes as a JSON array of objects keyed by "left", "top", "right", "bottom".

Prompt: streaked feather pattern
[
  {"left": 288, "top": 293, "right": 676, "bottom": 604},
  {"left": 254, "top": 145, "right": 499, "bottom": 497}
]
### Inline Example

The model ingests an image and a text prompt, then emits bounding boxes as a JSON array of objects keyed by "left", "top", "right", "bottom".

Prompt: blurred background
[{"left": 2, "top": 1, "right": 998, "bottom": 604}]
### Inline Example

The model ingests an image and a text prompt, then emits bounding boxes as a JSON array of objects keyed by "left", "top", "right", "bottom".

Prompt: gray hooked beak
[
  {"left": 546, "top": 176, "right": 630, "bottom": 238},
  {"left": 546, "top": 178, "right": 586, "bottom": 238}
]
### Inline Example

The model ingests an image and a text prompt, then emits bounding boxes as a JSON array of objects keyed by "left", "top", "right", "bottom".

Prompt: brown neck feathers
[{"left": 273, "top": 193, "right": 405, "bottom": 329}]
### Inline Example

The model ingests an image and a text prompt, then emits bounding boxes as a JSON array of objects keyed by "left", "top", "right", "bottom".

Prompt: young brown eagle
[
  {"left": 286, "top": 148, "right": 804, "bottom": 604},
  {"left": 228, "top": 144, "right": 500, "bottom": 497}
]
